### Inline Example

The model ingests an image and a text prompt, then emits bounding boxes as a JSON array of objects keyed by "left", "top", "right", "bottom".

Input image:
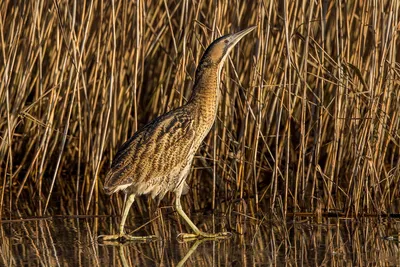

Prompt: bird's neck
[{"left": 188, "top": 65, "right": 222, "bottom": 138}]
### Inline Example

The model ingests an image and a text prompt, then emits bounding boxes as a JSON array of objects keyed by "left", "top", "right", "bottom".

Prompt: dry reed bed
[{"left": 0, "top": 0, "right": 399, "bottom": 219}]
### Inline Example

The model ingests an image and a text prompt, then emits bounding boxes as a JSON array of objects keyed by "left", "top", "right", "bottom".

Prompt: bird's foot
[
  {"left": 98, "top": 234, "right": 158, "bottom": 244},
  {"left": 177, "top": 231, "right": 232, "bottom": 242}
]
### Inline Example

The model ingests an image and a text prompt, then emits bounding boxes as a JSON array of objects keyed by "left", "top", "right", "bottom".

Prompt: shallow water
[{"left": 1, "top": 213, "right": 400, "bottom": 266}]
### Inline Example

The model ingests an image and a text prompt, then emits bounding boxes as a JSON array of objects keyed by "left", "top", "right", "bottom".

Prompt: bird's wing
[{"left": 104, "top": 107, "right": 196, "bottom": 194}]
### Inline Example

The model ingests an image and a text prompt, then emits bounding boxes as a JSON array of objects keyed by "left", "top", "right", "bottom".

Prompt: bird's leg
[
  {"left": 98, "top": 194, "right": 157, "bottom": 243},
  {"left": 175, "top": 195, "right": 231, "bottom": 241},
  {"left": 118, "top": 193, "right": 135, "bottom": 235}
]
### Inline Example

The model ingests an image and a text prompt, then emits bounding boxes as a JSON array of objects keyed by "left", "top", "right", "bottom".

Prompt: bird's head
[{"left": 197, "top": 26, "right": 256, "bottom": 72}]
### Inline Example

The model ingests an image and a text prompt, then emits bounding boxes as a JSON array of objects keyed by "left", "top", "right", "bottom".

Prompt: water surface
[{"left": 1, "top": 214, "right": 399, "bottom": 266}]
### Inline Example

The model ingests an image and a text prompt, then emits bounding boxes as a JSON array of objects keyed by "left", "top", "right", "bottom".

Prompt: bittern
[{"left": 100, "top": 26, "right": 256, "bottom": 242}]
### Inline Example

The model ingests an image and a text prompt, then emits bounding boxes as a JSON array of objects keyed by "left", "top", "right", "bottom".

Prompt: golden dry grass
[{"left": 0, "top": 0, "right": 399, "bottom": 220}]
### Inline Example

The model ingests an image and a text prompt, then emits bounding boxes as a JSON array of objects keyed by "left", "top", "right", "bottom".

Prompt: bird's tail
[{"left": 103, "top": 170, "right": 131, "bottom": 195}]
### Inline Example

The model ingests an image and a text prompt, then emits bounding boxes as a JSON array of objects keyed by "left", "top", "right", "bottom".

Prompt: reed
[{"left": 0, "top": 0, "right": 399, "bottom": 220}]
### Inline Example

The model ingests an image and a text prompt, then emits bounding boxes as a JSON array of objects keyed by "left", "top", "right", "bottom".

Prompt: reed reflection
[{"left": 1, "top": 215, "right": 400, "bottom": 266}]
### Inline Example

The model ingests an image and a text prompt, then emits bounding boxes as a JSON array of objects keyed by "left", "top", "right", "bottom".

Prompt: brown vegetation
[{"left": 0, "top": 0, "right": 399, "bottom": 221}]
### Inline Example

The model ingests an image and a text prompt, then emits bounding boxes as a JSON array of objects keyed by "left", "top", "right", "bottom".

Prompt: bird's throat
[{"left": 188, "top": 66, "right": 221, "bottom": 140}]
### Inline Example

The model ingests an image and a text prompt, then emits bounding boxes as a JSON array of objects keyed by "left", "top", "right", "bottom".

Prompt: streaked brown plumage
[{"left": 100, "top": 26, "right": 256, "bottom": 242}]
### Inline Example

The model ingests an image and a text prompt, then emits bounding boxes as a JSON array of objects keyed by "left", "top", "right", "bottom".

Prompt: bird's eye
[{"left": 224, "top": 39, "right": 229, "bottom": 43}]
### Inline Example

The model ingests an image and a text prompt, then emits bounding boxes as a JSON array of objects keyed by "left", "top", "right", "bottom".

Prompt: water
[{"left": 1, "top": 214, "right": 399, "bottom": 266}]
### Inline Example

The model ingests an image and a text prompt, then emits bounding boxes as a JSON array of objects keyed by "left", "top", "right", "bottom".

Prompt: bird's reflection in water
[{"left": 117, "top": 238, "right": 214, "bottom": 267}]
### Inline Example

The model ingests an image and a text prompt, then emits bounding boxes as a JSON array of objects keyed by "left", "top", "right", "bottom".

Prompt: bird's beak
[{"left": 227, "top": 26, "right": 256, "bottom": 49}]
